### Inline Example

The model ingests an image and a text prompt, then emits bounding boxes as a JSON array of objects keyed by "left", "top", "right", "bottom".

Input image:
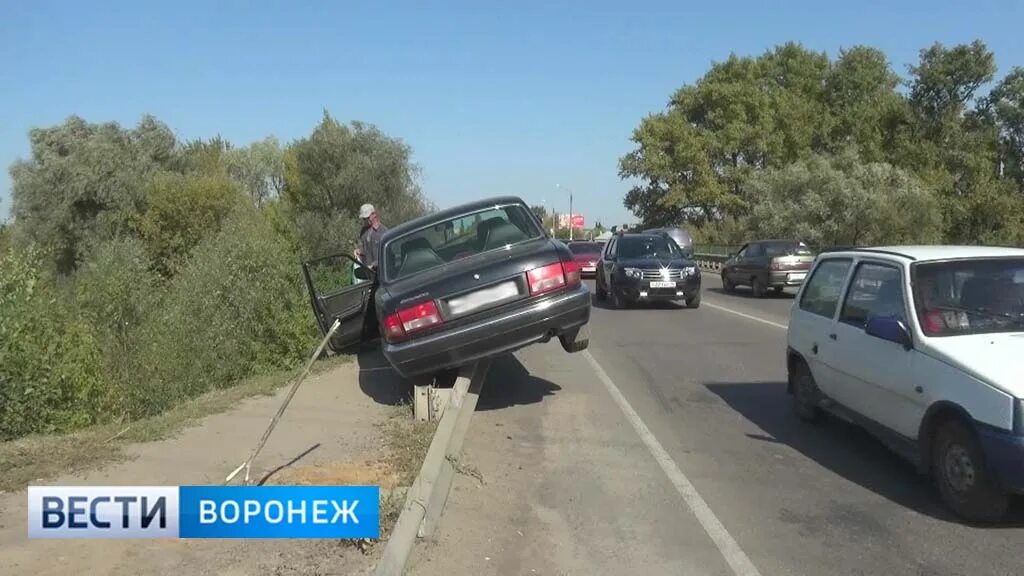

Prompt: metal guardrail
[{"left": 692, "top": 245, "right": 741, "bottom": 273}]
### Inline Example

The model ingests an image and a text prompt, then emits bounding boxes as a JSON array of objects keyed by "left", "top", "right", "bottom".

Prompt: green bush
[
  {"left": 74, "top": 238, "right": 162, "bottom": 419},
  {"left": 0, "top": 246, "right": 106, "bottom": 439},
  {"left": 136, "top": 206, "right": 318, "bottom": 416}
]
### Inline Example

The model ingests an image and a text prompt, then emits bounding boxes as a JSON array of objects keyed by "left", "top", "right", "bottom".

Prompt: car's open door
[{"left": 301, "top": 253, "right": 376, "bottom": 352}]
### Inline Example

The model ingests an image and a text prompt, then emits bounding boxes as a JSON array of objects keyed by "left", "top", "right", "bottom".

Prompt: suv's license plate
[
  {"left": 447, "top": 281, "right": 519, "bottom": 315},
  {"left": 649, "top": 281, "right": 676, "bottom": 288}
]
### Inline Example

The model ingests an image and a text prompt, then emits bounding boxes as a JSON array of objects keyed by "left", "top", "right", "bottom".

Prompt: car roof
[
  {"left": 819, "top": 245, "right": 1024, "bottom": 262},
  {"left": 381, "top": 195, "right": 529, "bottom": 242}
]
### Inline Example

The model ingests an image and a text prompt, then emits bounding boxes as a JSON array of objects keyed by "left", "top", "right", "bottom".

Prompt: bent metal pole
[{"left": 224, "top": 318, "right": 342, "bottom": 485}]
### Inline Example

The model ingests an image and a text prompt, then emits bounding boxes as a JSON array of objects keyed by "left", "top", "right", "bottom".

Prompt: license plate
[
  {"left": 447, "top": 281, "right": 520, "bottom": 315},
  {"left": 583, "top": 266, "right": 596, "bottom": 272},
  {"left": 649, "top": 281, "right": 676, "bottom": 288},
  {"left": 788, "top": 273, "right": 806, "bottom": 281}
]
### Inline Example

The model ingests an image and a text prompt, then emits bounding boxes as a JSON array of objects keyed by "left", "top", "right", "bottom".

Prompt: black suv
[{"left": 595, "top": 233, "right": 702, "bottom": 308}]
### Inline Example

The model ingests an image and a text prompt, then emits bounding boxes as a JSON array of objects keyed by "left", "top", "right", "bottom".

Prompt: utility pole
[{"left": 569, "top": 190, "right": 574, "bottom": 241}]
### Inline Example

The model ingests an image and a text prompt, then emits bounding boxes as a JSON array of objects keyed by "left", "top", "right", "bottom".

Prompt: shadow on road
[
  {"left": 590, "top": 292, "right": 690, "bottom": 311},
  {"left": 476, "top": 353, "right": 562, "bottom": 411},
  {"left": 705, "top": 381, "right": 1024, "bottom": 526},
  {"left": 706, "top": 286, "right": 796, "bottom": 300},
  {"left": 354, "top": 342, "right": 560, "bottom": 411}
]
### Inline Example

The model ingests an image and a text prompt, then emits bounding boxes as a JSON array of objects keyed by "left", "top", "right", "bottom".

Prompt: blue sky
[{"left": 2, "top": 0, "right": 1022, "bottom": 226}]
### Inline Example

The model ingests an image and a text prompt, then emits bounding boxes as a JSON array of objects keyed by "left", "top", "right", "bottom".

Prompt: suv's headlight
[
  {"left": 624, "top": 268, "right": 642, "bottom": 279},
  {"left": 683, "top": 266, "right": 697, "bottom": 276}
]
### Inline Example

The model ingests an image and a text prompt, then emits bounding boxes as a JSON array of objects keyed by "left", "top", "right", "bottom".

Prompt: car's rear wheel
[
  {"left": 559, "top": 324, "right": 590, "bottom": 353},
  {"left": 772, "top": 286, "right": 784, "bottom": 295},
  {"left": 721, "top": 273, "right": 734, "bottom": 292},
  {"left": 751, "top": 277, "right": 766, "bottom": 298},
  {"left": 931, "top": 419, "right": 1009, "bottom": 522},
  {"left": 791, "top": 360, "right": 821, "bottom": 422}
]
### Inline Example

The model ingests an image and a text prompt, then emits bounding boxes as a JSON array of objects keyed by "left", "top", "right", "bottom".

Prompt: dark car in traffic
[
  {"left": 301, "top": 196, "right": 592, "bottom": 379},
  {"left": 566, "top": 241, "right": 602, "bottom": 278},
  {"left": 595, "top": 232, "right": 702, "bottom": 308},
  {"left": 643, "top": 226, "right": 694, "bottom": 258},
  {"left": 720, "top": 239, "right": 814, "bottom": 297}
]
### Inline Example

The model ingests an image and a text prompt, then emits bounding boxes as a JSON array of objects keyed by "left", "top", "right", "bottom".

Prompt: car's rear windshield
[
  {"left": 568, "top": 242, "right": 601, "bottom": 254},
  {"left": 912, "top": 258, "right": 1024, "bottom": 336},
  {"left": 384, "top": 203, "right": 542, "bottom": 281},
  {"left": 617, "top": 236, "right": 681, "bottom": 259},
  {"left": 764, "top": 241, "right": 813, "bottom": 257}
]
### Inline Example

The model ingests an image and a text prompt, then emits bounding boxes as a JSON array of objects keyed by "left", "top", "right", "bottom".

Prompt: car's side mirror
[
  {"left": 865, "top": 316, "right": 912, "bottom": 350},
  {"left": 353, "top": 264, "right": 373, "bottom": 281}
]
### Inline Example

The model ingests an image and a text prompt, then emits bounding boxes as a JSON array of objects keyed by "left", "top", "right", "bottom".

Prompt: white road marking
[
  {"left": 582, "top": 350, "right": 763, "bottom": 576},
  {"left": 703, "top": 301, "right": 788, "bottom": 330}
]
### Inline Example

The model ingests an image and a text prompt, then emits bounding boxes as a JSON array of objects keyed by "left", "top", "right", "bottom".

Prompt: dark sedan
[
  {"left": 595, "top": 232, "right": 702, "bottom": 308},
  {"left": 302, "top": 196, "right": 592, "bottom": 379}
]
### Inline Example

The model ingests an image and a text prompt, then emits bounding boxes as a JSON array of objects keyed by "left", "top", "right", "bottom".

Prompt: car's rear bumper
[
  {"left": 768, "top": 271, "right": 809, "bottom": 287},
  {"left": 977, "top": 425, "right": 1024, "bottom": 493},
  {"left": 619, "top": 276, "right": 701, "bottom": 302},
  {"left": 382, "top": 284, "right": 591, "bottom": 378}
]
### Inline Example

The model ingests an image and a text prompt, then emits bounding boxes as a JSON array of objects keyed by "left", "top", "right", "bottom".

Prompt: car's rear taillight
[
  {"left": 526, "top": 261, "right": 581, "bottom": 296},
  {"left": 770, "top": 258, "right": 782, "bottom": 270},
  {"left": 527, "top": 262, "right": 567, "bottom": 295},
  {"left": 383, "top": 300, "right": 443, "bottom": 343},
  {"left": 562, "top": 260, "right": 582, "bottom": 287}
]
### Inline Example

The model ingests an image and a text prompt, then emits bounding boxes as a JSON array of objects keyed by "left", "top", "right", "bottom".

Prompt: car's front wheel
[
  {"left": 721, "top": 272, "right": 734, "bottom": 292},
  {"left": 610, "top": 281, "right": 627, "bottom": 309},
  {"left": 931, "top": 419, "right": 1009, "bottom": 522},
  {"left": 685, "top": 291, "right": 701, "bottom": 308}
]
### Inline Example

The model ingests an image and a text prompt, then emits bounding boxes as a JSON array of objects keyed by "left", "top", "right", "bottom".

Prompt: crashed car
[{"left": 302, "top": 196, "right": 592, "bottom": 378}]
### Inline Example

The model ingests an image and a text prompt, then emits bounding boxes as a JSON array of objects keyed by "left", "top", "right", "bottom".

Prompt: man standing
[{"left": 354, "top": 203, "right": 387, "bottom": 271}]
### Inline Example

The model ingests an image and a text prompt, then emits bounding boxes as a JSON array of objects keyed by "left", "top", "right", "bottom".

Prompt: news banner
[{"left": 27, "top": 486, "right": 380, "bottom": 539}]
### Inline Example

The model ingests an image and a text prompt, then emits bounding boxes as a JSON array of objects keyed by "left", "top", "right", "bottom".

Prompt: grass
[
  {"left": 0, "top": 354, "right": 353, "bottom": 493},
  {"left": 376, "top": 404, "right": 437, "bottom": 536}
]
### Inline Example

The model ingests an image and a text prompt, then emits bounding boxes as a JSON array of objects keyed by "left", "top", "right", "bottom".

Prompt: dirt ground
[{"left": 0, "top": 355, "right": 408, "bottom": 576}]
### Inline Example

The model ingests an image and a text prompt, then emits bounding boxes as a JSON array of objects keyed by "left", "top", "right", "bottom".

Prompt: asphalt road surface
[{"left": 407, "top": 275, "right": 1023, "bottom": 576}]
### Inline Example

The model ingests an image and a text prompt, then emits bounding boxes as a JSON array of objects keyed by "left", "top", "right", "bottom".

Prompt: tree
[
  {"left": 989, "top": 67, "right": 1024, "bottom": 191},
  {"left": 138, "top": 173, "right": 248, "bottom": 276},
  {"left": 825, "top": 46, "right": 904, "bottom": 162},
  {"left": 747, "top": 151, "right": 942, "bottom": 247},
  {"left": 9, "top": 115, "right": 178, "bottom": 273},
  {"left": 620, "top": 43, "right": 834, "bottom": 226},
  {"left": 226, "top": 136, "right": 285, "bottom": 207},
  {"left": 530, "top": 204, "right": 548, "bottom": 223},
  {"left": 283, "top": 112, "right": 431, "bottom": 257}
]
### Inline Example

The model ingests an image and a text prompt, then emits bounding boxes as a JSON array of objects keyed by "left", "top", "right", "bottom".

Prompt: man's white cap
[{"left": 358, "top": 203, "right": 375, "bottom": 219}]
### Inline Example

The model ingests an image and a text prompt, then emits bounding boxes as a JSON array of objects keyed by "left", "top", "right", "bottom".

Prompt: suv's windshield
[
  {"left": 568, "top": 242, "right": 601, "bottom": 255},
  {"left": 912, "top": 258, "right": 1024, "bottom": 336},
  {"left": 384, "top": 204, "right": 542, "bottom": 281},
  {"left": 764, "top": 241, "right": 813, "bottom": 257},
  {"left": 617, "top": 236, "right": 681, "bottom": 260}
]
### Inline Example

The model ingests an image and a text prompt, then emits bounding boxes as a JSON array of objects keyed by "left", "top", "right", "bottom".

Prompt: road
[{"left": 406, "top": 275, "right": 1024, "bottom": 576}]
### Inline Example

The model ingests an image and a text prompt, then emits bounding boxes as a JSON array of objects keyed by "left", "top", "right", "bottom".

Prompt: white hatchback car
[{"left": 786, "top": 246, "right": 1024, "bottom": 522}]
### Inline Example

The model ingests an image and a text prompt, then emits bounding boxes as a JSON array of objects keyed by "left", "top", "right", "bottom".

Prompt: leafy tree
[
  {"left": 9, "top": 115, "right": 178, "bottom": 273},
  {"left": 283, "top": 112, "right": 430, "bottom": 257},
  {"left": 989, "top": 67, "right": 1024, "bottom": 191},
  {"left": 825, "top": 46, "right": 904, "bottom": 162},
  {"left": 747, "top": 150, "right": 942, "bottom": 247},
  {"left": 138, "top": 172, "right": 248, "bottom": 276},
  {"left": 226, "top": 136, "right": 285, "bottom": 207}
]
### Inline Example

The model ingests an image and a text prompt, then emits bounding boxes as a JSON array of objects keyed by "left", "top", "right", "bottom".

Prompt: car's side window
[
  {"left": 607, "top": 238, "right": 617, "bottom": 259},
  {"left": 840, "top": 262, "right": 906, "bottom": 328},
  {"left": 736, "top": 244, "right": 749, "bottom": 258},
  {"left": 746, "top": 243, "right": 764, "bottom": 258},
  {"left": 799, "top": 258, "right": 852, "bottom": 319}
]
